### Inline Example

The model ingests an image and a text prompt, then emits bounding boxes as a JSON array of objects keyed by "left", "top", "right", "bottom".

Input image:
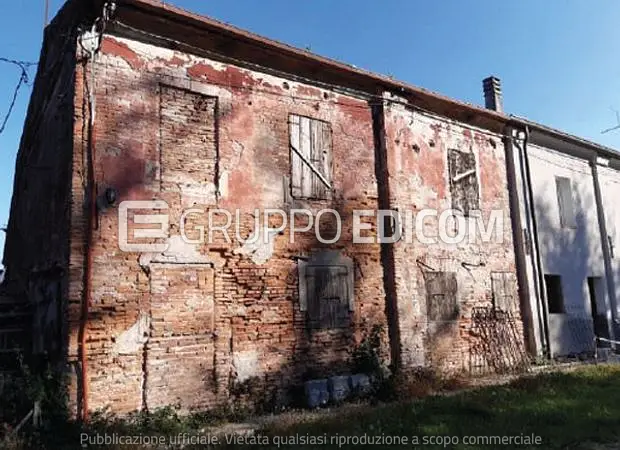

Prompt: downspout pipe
[
  {"left": 79, "top": 33, "right": 100, "bottom": 423},
  {"left": 518, "top": 125, "right": 551, "bottom": 358},
  {"left": 502, "top": 125, "right": 537, "bottom": 355},
  {"left": 77, "top": 1, "right": 116, "bottom": 422},
  {"left": 590, "top": 157, "right": 617, "bottom": 347},
  {"left": 81, "top": 110, "right": 96, "bottom": 423}
]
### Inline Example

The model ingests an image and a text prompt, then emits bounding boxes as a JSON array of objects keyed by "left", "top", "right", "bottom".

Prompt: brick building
[{"left": 2, "top": 0, "right": 571, "bottom": 417}]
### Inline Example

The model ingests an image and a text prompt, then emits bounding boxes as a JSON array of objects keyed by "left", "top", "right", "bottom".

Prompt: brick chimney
[{"left": 483, "top": 76, "right": 503, "bottom": 112}]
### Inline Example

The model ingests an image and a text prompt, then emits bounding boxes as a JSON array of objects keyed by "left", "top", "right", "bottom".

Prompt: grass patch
[
  {"left": 4, "top": 364, "right": 620, "bottom": 449},
  {"left": 244, "top": 365, "right": 620, "bottom": 449}
]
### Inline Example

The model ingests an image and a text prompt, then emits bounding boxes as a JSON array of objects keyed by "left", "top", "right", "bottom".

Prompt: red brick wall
[
  {"left": 5, "top": 24, "right": 526, "bottom": 415},
  {"left": 68, "top": 34, "right": 388, "bottom": 414},
  {"left": 383, "top": 97, "right": 524, "bottom": 375}
]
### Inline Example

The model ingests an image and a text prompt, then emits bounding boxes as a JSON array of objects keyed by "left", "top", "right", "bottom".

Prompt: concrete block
[
  {"left": 328, "top": 375, "right": 351, "bottom": 402},
  {"left": 350, "top": 373, "right": 372, "bottom": 395},
  {"left": 233, "top": 350, "right": 260, "bottom": 382},
  {"left": 304, "top": 379, "right": 329, "bottom": 408}
]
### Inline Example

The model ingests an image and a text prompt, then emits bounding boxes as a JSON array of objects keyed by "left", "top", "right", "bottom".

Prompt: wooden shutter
[
  {"left": 491, "top": 272, "right": 516, "bottom": 313},
  {"left": 290, "top": 114, "right": 332, "bottom": 199},
  {"left": 448, "top": 149, "right": 479, "bottom": 215},
  {"left": 425, "top": 272, "right": 458, "bottom": 322},
  {"left": 306, "top": 265, "right": 350, "bottom": 329},
  {"left": 555, "top": 176, "right": 576, "bottom": 228}
]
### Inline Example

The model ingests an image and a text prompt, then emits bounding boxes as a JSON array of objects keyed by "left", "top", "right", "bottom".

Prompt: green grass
[
  {"left": 242, "top": 365, "right": 620, "bottom": 450},
  {"left": 5, "top": 364, "right": 620, "bottom": 449}
]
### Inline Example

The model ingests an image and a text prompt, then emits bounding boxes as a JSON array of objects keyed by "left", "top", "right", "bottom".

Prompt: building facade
[
  {"left": 506, "top": 124, "right": 620, "bottom": 358},
  {"left": 3, "top": 0, "right": 618, "bottom": 417}
]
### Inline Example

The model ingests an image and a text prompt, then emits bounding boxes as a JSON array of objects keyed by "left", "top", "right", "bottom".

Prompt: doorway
[{"left": 588, "top": 276, "right": 609, "bottom": 343}]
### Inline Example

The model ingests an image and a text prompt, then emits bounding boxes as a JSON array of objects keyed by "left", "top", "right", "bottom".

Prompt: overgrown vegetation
[
  {"left": 349, "top": 323, "right": 392, "bottom": 399},
  {"left": 349, "top": 324, "right": 469, "bottom": 401},
  {"left": 0, "top": 354, "right": 70, "bottom": 449},
  {"left": 350, "top": 324, "right": 387, "bottom": 377},
  {"left": 4, "top": 355, "right": 620, "bottom": 449}
]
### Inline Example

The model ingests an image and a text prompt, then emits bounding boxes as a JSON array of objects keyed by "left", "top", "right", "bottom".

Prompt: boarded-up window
[
  {"left": 298, "top": 251, "right": 354, "bottom": 329},
  {"left": 555, "top": 176, "right": 577, "bottom": 228},
  {"left": 306, "top": 266, "right": 350, "bottom": 329},
  {"left": 448, "top": 149, "right": 479, "bottom": 215},
  {"left": 160, "top": 86, "right": 217, "bottom": 200},
  {"left": 425, "top": 271, "right": 458, "bottom": 322},
  {"left": 289, "top": 114, "right": 333, "bottom": 200},
  {"left": 491, "top": 272, "right": 517, "bottom": 313}
]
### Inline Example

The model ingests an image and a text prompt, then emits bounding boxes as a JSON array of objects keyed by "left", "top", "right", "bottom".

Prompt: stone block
[
  {"left": 328, "top": 375, "right": 351, "bottom": 402},
  {"left": 349, "top": 373, "right": 372, "bottom": 395},
  {"left": 304, "top": 379, "right": 329, "bottom": 408}
]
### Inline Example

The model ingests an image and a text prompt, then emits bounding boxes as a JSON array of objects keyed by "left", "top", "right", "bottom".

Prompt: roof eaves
[
  {"left": 113, "top": 0, "right": 620, "bottom": 158},
  {"left": 118, "top": 0, "right": 508, "bottom": 129},
  {"left": 511, "top": 115, "right": 620, "bottom": 160}
]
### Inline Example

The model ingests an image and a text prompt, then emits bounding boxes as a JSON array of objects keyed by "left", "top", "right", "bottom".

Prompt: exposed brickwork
[
  {"left": 383, "top": 98, "right": 524, "bottom": 374},
  {"left": 147, "top": 265, "right": 216, "bottom": 409},
  {"left": 66, "top": 35, "right": 388, "bottom": 414},
  {"left": 5, "top": 4, "right": 526, "bottom": 417},
  {"left": 159, "top": 86, "right": 218, "bottom": 201}
]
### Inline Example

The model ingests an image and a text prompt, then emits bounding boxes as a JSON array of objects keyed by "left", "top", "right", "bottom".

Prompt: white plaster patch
[
  {"left": 185, "top": 293, "right": 214, "bottom": 311},
  {"left": 233, "top": 227, "right": 279, "bottom": 265},
  {"left": 233, "top": 351, "right": 260, "bottom": 382},
  {"left": 232, "top": 140, "right": 245, "bottom": 156},
  {"left": 232, "top": 304, "right": 247, "bottom": 316},
  {"left": 114, "top": 98, "right": 132, "bottom": 108},
  {"left": 161, "top": 167, "right": 218, "bottom": 206},
  {"left": 110, "top": 35, "right": 179, "bottom": 61},
  {"left": 261, "top": 308, "right": 280, "bottom": 323},
  {"left": 218, "top": 171, "right": 229, "bottom": 199},
  {"left": 180, "top": 182, "right": 218, "bottom": 207},
  {"left": 139, "top": 235, "right": 212, "bottom": 267},
  {"left": 114, "top": 314, "right": 150, "bottom": 355}
]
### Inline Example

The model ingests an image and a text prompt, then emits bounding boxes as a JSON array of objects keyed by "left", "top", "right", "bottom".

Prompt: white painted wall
[
  {"left": 598, "top": 166, "right": 620, "bottom": 326},
  {"left": 528, "top": 144, "right": 604, "bottom": 356}
]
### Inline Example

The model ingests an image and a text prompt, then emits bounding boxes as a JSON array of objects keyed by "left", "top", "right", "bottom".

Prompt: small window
[
  {"left": 424, "top": 271, "right": 459, "bottom": 322},
  {"left": 545, "top": 274, "right": 565, "bottom": 314},
  {"left": 448, "top": 149, "right": 479, "bottom": 215},
  {"left": 289, "top": 114, "right": 333, "bottom": 200},
  {"left": 555, "top": 176, "right": 577, "bottom": 228},
  {"left": 491, "top": 272, "right": 517, "bottom": 313},
  {"left": 298, "top": 251, "right": 354, "bottom": 329}
]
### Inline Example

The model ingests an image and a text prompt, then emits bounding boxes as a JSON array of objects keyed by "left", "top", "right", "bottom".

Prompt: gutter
[
  {"left": 512, "top": 115, "right": 620, "bottom": 162},
  {"left": 590, "top": 157, "right": 617, "bottom": 347},
  {"left": 116, "top": 0, "right": 620, "bottom": 165},
  {"left": 78, "top": 56, "right": 96, "bottom": 422},
  {"left": 521, "top": 126, "right": 551, "bottom": 357},
  {"left": 509, "top": 123, "right": 551, "bottom": 357},
  {"left": 77, "top": 2, "right": 114, "bottom": 418},
  {"left": 115, "top": 0, "right": 507, "bottom": 131},
  {"left": 503, "top": 125, "right": 536, "bottom": 355}
]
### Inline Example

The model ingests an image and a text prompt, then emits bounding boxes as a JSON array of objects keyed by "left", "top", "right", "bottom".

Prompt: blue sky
[{"left": 1, "top": 0, "right": 620, "bottom": 262}]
